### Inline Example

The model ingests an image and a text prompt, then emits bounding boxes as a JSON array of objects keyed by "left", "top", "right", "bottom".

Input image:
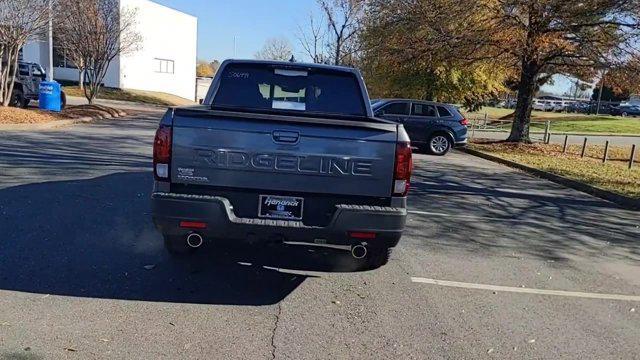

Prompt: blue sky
[{"left": 153, "top": 0, "right": 317, "bottom": 62}]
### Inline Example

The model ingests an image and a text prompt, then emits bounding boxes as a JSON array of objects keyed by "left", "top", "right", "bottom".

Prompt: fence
[
  {"left": 469, "top": 116, "right": 639, "bottom": 168},
  {"left": 560, "top": 136, "right": 638, "bottom": 169},
  {"left": 468, "top": 116, "right": 549, "bottom": 142}
]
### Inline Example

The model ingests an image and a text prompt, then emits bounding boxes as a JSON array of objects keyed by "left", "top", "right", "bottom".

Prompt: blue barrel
[{"left": 39, "top": 81, "right": 62, "bottom": 112}]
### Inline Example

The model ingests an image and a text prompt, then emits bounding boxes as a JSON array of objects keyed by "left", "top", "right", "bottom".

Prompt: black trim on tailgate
[{"left": 170, "top": 183, "right": 392, "bottom": 227}]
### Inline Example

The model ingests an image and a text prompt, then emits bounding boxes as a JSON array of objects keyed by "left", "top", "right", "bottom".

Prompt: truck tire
[
  {"left": 362, "top": 247, "right": 392, "bottom": 270},
  {"left": 10, "top": 89, "right": 28, "bottom": 108},
  {"left": 61, "top": 91, "right": 67, "bottom": 110},
  {"left": 163, "top": 235, "right": 194, "bottom": 255}
]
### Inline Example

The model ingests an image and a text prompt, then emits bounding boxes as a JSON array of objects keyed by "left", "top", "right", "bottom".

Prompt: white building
[{"left": 22, "top": 0, "right": 197, "bottom": 101}]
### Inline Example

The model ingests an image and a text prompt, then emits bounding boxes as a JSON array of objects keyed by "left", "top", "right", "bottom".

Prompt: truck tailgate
[{"left": 171, "top": 111, "right": 398, "bottom": 198}]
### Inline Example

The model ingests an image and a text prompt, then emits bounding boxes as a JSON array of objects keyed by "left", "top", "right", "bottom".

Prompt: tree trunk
[
  {"left": 0, "top": 46, "right": 4, "bottom": 101},
  {"left": 78, "top": 69, "right": 84, "bottom": 90},
  {"left": 507, "top": 61, "right": 538, "bottom": 143},
  {"left": 1, "top": 46, "right": 19, "bottom": 107},
  {"left": 84, "top": 75, "right": 94, "bottom": 104}
]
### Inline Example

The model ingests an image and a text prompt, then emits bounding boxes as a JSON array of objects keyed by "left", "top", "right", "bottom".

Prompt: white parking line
[{"left": 411, "top": 277, "right": 640, "bottom": 302}]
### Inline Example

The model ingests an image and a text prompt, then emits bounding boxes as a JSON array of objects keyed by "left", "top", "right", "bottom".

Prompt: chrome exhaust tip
[
  {"left": 351, "top": 244, "right": 367, "bottom": 259},
  {"left": 186, "top": 233, "right": 203, "bottom": 248}
]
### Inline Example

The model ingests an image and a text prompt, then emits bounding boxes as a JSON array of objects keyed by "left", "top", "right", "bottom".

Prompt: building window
[
  {"left": 154, "top": 58, "right": 174, "bottom": 74},
  {"left": 53, "top": 47, "right": 77, "bottom": 69}
]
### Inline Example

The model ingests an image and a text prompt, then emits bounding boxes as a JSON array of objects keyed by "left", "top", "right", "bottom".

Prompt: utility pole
[
  {"left": 233, "top": 36, "right": 237, "bottom": 58},
  {"left": 596, "top": 70, "right": 605, "bottom": 115},
  {"left": 47, "top": 0, "right": 53, "bottom": 82}
]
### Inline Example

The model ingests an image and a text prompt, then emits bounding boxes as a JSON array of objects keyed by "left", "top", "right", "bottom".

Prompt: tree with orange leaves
[{"left": 363, "top": 0, "right": 640, "bottom": 142}]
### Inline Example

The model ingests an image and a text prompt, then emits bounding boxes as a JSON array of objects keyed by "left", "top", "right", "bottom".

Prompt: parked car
[
  {"left": 9, "top": 61, "right": 66, "bottom": 109},
  {"left": 566, "top": 102, "right": 589, "bottom": 113},
  {"left": 610, "top": 105, "right": 640, "bottom": 117},
  {"left": 371, "top": 99, "right": 468, "bottom": 156},
  {"left": 151, "top": 60, "right": 412, "bottom": 270},
  {"left": 532, "top": 99, "right": 553, "bottom": 111},
  {"left": 502, "top": 99, "right": 517, "bottom": 109},
  {"left": 552, "top": 101, "right": 567, "bottom": 112}
]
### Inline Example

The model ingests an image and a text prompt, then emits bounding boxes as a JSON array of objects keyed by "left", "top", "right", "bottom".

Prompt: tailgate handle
[{"left": 272, "top": 130, "right": 300, "bottom": 144}]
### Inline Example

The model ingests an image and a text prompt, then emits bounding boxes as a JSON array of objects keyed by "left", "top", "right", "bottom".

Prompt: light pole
[
  {"left": 47, "top": 0, "right": 53, "bottom": 82},
  {"left": 233, "top": 36, "right": 237, "bottom": 58}
]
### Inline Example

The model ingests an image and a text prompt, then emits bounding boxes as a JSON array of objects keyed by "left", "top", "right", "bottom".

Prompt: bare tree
[
  {"left": 296, "top": 13, "right": 327, "bottom": 63},
  {"left": 55, "top": 0, "right": 141, "bottom": 103},
  {"left": 0, "top": 0, "right": 54, "bottom": 106},
  {"left": 52, "top": 43, "right": 86, "bottom": 90},
  {"left": 254, "top": 37, "right": 293, "bottom": 61},
  {"left": 318, "top": 0, "right": 364, "bottom": 66}
]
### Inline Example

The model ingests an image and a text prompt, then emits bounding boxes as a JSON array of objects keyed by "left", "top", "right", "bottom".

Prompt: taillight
[
  {"left": 180, "top": 221, "right": 207, "bottom": 229},
  {"left": 349, "top": 231, "right": 377, "bottom": 240},
  {"left": 459, "top": 118, "right": 469, "bottom": 126},
  {"left": 153, "top": 125, "right": 172, "bottom": 180},
  {"left": 393, "top": 142, "right": 413, "bottom": 196}
]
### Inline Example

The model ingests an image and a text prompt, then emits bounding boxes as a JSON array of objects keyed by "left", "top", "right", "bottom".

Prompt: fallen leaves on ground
[
  {"left": 0, "top": 105, "right": 124, "bottom": 125},
  {"left": 0, "top": 107, "right": 62, "bottom": 124},
  {"left": 470, "top": 141, "right": 640, "bottom": 198}
]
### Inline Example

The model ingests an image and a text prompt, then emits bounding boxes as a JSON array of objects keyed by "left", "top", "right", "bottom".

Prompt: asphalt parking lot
[{"left": 1, "top": 111, "right": 639, "bottom": 359}]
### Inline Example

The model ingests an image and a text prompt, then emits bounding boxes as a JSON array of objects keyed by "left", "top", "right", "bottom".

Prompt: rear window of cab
[{"left": 212, "top": 64, "right": 366, "bottom": 117}]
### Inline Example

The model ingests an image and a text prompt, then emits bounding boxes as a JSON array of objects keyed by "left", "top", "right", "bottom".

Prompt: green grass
[
  {"left": 465, "top": 106, "right": 587, "bottom": 120},
  {"left": 465, "top": 107, "right": 514, "bottom": 119},
  {"left": 529, "top": 118, "right": 640, "bottom": 134},
  {"left": 470, "top": 142, "right": 640, "bottom": 198},
  {"left": 63, "top": 86, "right": 177, "bottom": 106},
  {"left": 469, "top": 107, "right": 640, "bottom": 134},
  {"left": 467, "top": 106, "right": 620, "bottom": 119}
]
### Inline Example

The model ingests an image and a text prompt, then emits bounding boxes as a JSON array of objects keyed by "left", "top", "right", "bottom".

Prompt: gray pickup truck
[{"left": 151, "top": 60, "right": 412, "bottom": 269}]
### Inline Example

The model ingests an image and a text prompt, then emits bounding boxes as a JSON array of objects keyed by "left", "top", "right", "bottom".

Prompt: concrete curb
[
  {"left": 0, "top": 110, "right": 128, "bottom": 131},
  {"left": 460, "top": 148, "right": 640, "bottom": 211}
]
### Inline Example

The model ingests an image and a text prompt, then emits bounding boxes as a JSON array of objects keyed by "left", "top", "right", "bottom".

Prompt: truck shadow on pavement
[
  {"left": 0, "top": 171, "right": 362, "bottom": 306},
  {"left": 406, "top": 155, "right": 640, "bottom": 264}
]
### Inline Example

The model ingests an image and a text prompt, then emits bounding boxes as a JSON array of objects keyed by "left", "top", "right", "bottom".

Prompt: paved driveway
[{"left": 1, "top": 113, "right": 639, "bottom": 359}]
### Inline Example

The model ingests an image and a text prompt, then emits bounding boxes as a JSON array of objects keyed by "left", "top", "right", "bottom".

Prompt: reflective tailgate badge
[
  {"left": 177, "top": 167, "right": 208, "bottom": 182},
  {"left": 178, "top": 168, "right": 194, "bottom": 177}
]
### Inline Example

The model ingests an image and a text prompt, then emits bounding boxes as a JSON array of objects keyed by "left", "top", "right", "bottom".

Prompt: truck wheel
[
  {"left": 61, "top": 91, "right": 67, "bottom": 110},
  {"left": 362, "top": 247, "right": 392, "bottom": 270},
  {"left": 427, "top": 133, "right": 452, "bottom": 156},
  {"left": 10, "top": 89, "right": 27, "bottom": 108},
  {"left": 163, "top": 235, "right": 194, "bottom": 255}
]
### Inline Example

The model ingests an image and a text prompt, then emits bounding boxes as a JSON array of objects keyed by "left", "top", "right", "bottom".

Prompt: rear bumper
[
  {"left": 454, "top": 138, "right": 468, "bottom": 148},
  {"left": 151, "top": 192, "right": 407, "bottom": 249}
]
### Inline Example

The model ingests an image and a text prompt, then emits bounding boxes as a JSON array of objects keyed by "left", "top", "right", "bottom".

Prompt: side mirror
[{"left": 374, "top": 110, "right": 383, "bottom": 117}]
